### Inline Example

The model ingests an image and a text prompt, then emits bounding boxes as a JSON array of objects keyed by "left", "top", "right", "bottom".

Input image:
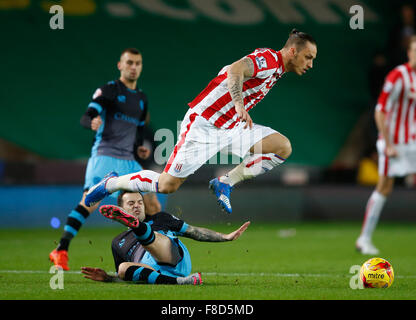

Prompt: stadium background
[{"left": 1, "top": 0, "right": 415, "bottom": 228}]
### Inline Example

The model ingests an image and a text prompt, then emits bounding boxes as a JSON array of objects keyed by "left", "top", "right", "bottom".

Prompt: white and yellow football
[{"left": 360, "top": 257, "right": 394, "bottom": 288}]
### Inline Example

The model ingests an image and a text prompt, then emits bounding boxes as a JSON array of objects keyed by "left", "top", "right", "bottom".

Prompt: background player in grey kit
[{"left": 49, "top": 48, "right": 161, "bottom": 270}]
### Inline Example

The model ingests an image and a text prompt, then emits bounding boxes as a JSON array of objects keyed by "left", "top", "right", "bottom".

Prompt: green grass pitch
[{"left": 0, "top": 222, "right": 415, "bottom": 300}]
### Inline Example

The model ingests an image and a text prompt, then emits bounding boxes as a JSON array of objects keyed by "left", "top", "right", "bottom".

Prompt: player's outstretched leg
[
  {"left": 209, "top": 153, "right": 285, "bottom": 213},
  {"left": 209, "top": 178, "right": 233, "bottom": 214},
  {"left": 119, "top": 263, "right": 202, "bottom": 285},
  {"left": 99, "top": 205, "right": 139, "bottom": 228},
  {"left": 85, "top": 170, "right": 163, "bottom": 207},
  {"left": 86, "top": 170, "right": 186, "bottom": 208},
  {"left": 211, "top": 133, "right": 291, "bottom": 213},
  {"left": 84, "top": 171, "right": 119, "bottom": 207},
  {"left": 177, "top": 272, "right": 203, "bottom": 285},
  {"left": 99, "top": 204, "right": 156, "bottom": 245}
]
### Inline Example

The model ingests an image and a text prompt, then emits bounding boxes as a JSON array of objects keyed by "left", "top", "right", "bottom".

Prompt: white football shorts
[
  {"left": 377, "top": 139, "right": 416, "bottom": 177},
  {"left": 164, "top": 108, "right": 278, "bottom": 178}
]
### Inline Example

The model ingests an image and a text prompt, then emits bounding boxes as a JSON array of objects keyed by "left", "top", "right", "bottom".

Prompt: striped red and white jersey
[
  {"left": 188, "top": 48, "right": 285, "bottom": 129},
  {"left": 376, "top": 63, "right": 416, "bottom": 145}
]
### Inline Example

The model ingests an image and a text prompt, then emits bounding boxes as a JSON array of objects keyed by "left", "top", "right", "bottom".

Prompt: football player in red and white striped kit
[
  {"left": 85, "top": 29, "right": 317, "bottom": 214},
  {"left": 356, "top": 35, "right": 416, "bottom": 254}
]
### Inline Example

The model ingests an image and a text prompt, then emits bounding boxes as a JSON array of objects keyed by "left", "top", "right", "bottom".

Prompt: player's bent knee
[
  {"left": 275, "top": 137, "right": 292, "bottom": 159},
  {"left": 282, "top": 139, "right": 292, "bottom": 159},
  {"left": 118, "top": 263, "right": 141, "bottom": 281},
  {"left": 117, "top": 262, "right": 130, "bottom": 280},
  {"left": 118, "top": 263, "right": 155, "bottom": 281},
  {"left": 157, "top": 174, "right": 184, "bottom": 194},
  {"left": 157, "top": 182, "right": 178, "bottom": 194},
  {"left": 376, "top": 180, "right": 394, "bottom": 197}
]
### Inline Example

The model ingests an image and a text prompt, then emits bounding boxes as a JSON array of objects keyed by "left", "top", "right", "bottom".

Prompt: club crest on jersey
[
  {"left": 255, "top": 56, "right": 267, "bottom": 70},
  {"left": 174, "top": 163, "right": 183, "bottom": 173}
]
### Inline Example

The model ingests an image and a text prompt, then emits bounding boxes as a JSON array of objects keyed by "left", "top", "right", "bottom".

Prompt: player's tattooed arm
[
  {"left": 227, "top": 57, "right": 255, "bottom": 129},
  {"left": 183, "top": 221, "right": 250, "bottom": 242},
  {"left": 227, "top": 57, "right": 254, "bottom": 109},
  {"left": 242, "top": 57, "right": 255, "bottom": 77},
  {"left": 227, "top": 69, "right": 244, "bottom": 109},
  {"left": 183, "top": 225, "right": 228, "bottom": 242}
]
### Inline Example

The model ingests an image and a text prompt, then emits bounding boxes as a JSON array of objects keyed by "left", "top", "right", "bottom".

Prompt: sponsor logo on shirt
[{"left": 114, "top": 112, "right": 140, "bottom": 126}]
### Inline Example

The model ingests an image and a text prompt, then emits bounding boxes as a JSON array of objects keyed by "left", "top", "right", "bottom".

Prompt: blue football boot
[
  {"left": 209, "top": 177, "right": 233, "bottom": 214},
  {"left": 85, "top": 171, "right": 118, "bottom": 207}
]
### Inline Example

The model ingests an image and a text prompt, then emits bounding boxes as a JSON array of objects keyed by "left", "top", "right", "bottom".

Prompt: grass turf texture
[{"left": 0, "top": 222, "right": 415, "bottom": 300}]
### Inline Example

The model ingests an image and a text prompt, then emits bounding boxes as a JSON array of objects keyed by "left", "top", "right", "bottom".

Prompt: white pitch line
[
  {"left": 205, "top": 272, "right": 416, "bottom": 279},
  {"left": 0, "top": 270, "right": 82, "bottom": 274},
  {"left": 0, "top": 270, "right": 415, "bottom": 279},
  {"left": 203, "top": 272, "right": 333, "bottom": 277}
]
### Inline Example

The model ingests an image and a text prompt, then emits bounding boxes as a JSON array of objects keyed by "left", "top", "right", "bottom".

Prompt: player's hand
[
  {"left": 81, "top": 267, "right": 110, "bottom": 282},
  {"left": 91, "top": 116, "right": 102, "bottom": 131},
  {"left": 385, "top": 144, "right": 399, "bottom": 158},
  {"left": 224, "top": 221, "right": 251, "bottom": 241},
  {"left": 137, "top": 146, "right": 151, "bottom": 160},
  {"left": 236, "top": 106, "right": 253, "bottom": 129}
]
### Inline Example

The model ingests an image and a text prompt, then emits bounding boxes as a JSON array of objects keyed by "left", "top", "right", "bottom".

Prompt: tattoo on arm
[
  {"left": 183, "top": 225, "right": 227, "bottom": 242},
  {"left": 227, "top": 72, "right": 244, "bottom": 108},
  {"left": 227, "top": 58, "right": 255, "bottom": 108},
  {"left": 242, "top": 57, "right": 255, "bottom": 77}
]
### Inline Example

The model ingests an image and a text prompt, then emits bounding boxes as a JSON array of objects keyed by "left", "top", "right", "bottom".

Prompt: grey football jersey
[{"left": 88, "top": 79, "right": 148, "bottom": 160}]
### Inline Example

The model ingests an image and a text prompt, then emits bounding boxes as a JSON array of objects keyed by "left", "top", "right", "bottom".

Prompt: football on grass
[{"left": 360, "top": 257, "right": 394, "bottom": 288}]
